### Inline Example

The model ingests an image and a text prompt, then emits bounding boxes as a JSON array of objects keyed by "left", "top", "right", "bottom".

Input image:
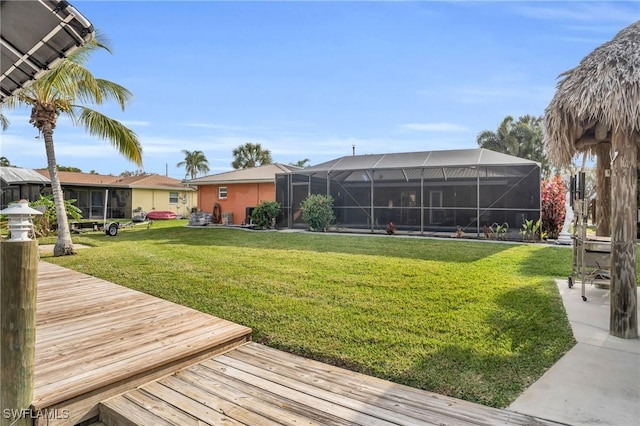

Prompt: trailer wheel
[
  {"left": 568, "top": 276, "right": 574, "bottom": 288},
  {"left": 106, "top": 223, "right": 118, "bottom": 236}
]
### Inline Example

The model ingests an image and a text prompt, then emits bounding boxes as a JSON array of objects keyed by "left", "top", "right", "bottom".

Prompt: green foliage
[
  {"left": 541, "top": 175, "right": 566, "bottom": 239},
  {"left": 477, "top": 115, "right": 551, "bottom": 177},
  {"left": 231, "top": 142, "right": 272, "bottom": 169},
  {"left": 520, "top": 217, "right": 545, "bottom": 242},
  {"left": 300, "top": 194, "right": 336, "bottom": 231},
  {"left": 176, "top": 149, "right": 210, "bottom": 179},
  {"left": 31, "top": 194, "right": 82, "bottom": 237},
  {"left": 490, "top": 222, "right": 509, "bottom": 240},
  {"left": 251, "top": 201, "right": 281, "bottom": 229},
  {"left": 57, "top": 165, "right": 82, "bottom": 172}
]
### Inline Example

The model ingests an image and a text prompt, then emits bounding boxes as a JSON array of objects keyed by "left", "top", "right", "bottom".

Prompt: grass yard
[{"left": 42, "top": 220, "right": 579, "bottom": 408}]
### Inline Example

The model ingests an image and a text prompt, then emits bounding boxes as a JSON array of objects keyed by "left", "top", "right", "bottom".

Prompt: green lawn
[{"left": 42, "top": 220, "right": 578, "bottom": 408}]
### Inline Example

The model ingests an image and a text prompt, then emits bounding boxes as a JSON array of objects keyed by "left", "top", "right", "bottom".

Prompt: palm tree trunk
[
  {"left": 41, "top": 125, "right": 75, "bottom": 256},
  {"left": 609, "top": 132, "right": 637, "bottom": 338},
  {"left": 596, "top": 143, "right": 611, "bottom": 237}
]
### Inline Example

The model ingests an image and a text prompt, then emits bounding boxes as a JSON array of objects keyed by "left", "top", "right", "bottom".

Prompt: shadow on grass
[
  {"left": 73, "top": 222, "right": 515, "bottom": 264},
  {"left": 388, "top": 284, "right": 576, "bottom": 408}
]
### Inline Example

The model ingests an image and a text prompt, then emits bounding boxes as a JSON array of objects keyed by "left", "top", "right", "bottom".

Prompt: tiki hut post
[
  {"left": 595, "top": 142, "right": 611, "bottom": 237},
  {"left": 544, "top": 21, "right": 639, "bottom": 339}
]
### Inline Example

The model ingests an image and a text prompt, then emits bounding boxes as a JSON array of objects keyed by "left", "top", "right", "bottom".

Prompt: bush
[
  {"left": 541, "top": 175, "right": 566, "bottom": 239},
  {"left": 300, "top": 194, "right": 336, "bottom": 232},
  {"left": 30, "top": 195, "right": 82, "bottom": 237},
  {"left": 251, "top": 201, "right": 280, "bottom": 229}
]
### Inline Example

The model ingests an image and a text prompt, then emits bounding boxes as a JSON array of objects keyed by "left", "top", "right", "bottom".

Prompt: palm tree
[
  {"left": 477, "top": 115, "right": 551, "bottom": 177},
  {"left": 4, "top": 35, "right": 142, "bottom": 256},
  {"left": 0, "top": 112, "right": 9, "bottom": 131},
  {"left": 0, "top": 157, "right": 11, "bottom": 167},
  {"left": 177, "top": 149, "right": 210, "bottom": 179},
  {"left": 231, "top": 142, "right": 272, "bottom": 169},
  {"left": 289, "top": 158, "right": 310, "bottom": 168}
]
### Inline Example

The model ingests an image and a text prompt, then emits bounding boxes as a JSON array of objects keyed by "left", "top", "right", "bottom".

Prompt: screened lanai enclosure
[{"left": 276, "top": 148, "right": 541, "bottom": 236}]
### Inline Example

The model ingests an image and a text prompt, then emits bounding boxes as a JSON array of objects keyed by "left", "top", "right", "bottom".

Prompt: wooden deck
[
  {"left": 34, "top": 261, "right": 252, "bottom": 426},
  {"left": 100, "top": 342, "right": 563, "bottom": 426}
]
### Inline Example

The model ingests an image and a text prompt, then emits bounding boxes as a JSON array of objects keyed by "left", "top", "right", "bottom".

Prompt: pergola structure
[
  {"left": 276, "top": 148, "right": 540, "bottom": 237},
  {"left": 545, "top": 21, "right": 639, "bottom": 338}
]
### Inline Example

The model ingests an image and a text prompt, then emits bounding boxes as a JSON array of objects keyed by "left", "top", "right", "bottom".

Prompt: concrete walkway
[{"left": 509, "top": 280, "right": 640, "bottom": 426}]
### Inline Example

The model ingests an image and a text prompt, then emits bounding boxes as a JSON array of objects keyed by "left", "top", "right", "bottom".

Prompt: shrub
[
  {"left": 251, "top": 201, "right": 280, "bottom": 229},
  {"left": 31, "top": 195, "right": 82, "bottom": 237},
  {"left": 300, "top": 194, "right": 336, "bottom": 231},
  {"left": 541, "top": 175, "right": 566, "bottom": 239}
]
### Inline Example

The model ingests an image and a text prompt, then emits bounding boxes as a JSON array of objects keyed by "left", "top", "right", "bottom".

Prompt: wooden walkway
[
  {"left": 100, "top": 342, "right": 563, "bottom": 426},
  {"left": 34, "top": 261, "right": 252, "bottom": 426}
]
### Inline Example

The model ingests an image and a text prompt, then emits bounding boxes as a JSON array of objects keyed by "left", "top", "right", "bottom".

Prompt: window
[
  {"left": 169, "top": 191, "right": 179, "bottom": 204},
  {"left": 218, "top": 187, "right": 228, "bottom": 199}
]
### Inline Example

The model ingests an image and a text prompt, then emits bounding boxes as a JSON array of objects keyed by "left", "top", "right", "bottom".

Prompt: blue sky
[{"left": 2, "top": 1, "right": 638, "bottom": 179}]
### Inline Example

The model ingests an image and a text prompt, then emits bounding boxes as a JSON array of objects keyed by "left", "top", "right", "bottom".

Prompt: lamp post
[{"left": 1, "top": 199, "right": 42, "bottom": 426}]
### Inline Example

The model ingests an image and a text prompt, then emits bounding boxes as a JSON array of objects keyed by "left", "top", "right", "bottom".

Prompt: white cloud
[{"left": 399, "top": 123, "right": 469, "bottom": 132}]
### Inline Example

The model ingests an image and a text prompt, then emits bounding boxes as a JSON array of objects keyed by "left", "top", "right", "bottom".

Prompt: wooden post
[
  {"left": 609, "top": 132, "right": 638, "bottom": 338},
  {"left": 1, "top": 240, "right": 38, "bottom": 426},
  {"left": 596, "top": 142, "right": 612, "bottom": 237}
]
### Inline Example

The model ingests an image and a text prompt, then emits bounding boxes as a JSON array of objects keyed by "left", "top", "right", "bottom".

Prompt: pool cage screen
[{"left": 276, "top": 149, "right": 541, "bottom": 236}]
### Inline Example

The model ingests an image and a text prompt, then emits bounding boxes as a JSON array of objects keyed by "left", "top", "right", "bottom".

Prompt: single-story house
[
  {"left": 1, "top": 167, "right": 195, "bottom": 219},
  {"left": 186, "top": 163, "right": 300, "bottom": 225},
  {"left": 275, "top": 148, "right": 541, "bottom": 236}
]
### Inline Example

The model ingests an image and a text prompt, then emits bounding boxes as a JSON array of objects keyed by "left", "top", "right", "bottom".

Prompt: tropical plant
[
  {"left": 477, "top": 115, "right": 551, "bottom": 177},
  {"left": 30, "top": 194, "right": 82, "bottom": 237},
  {"left": 251, "top": 201, "right": 281, "bottom": 229},
  {"left": 3, "top": 33, "right": 142, "bottom": 256},
  {"left": 386, "top": 221, "right": 396, "bottom": 235},
  {"left": 0, "top": 156, "right": 11, "bottom": 167},
  {"left": 177, "top": 149, "right": 209, "bottom": 179},
  {"left": 520, "top": 217, "right": 543, "bottom": 242},
  {"left": 231, "top": 143, "right": 272, "bottom": 169},
  {"left": 541, "top": 175, "right": 566, "bottom": 239},
  {"left": 289, "top": 158, "right": 310, "bottom": 168},
  {"left": 490, "top": 222, "right": 509, "bottom": 240},
  {"left": 300, "top": 194, "right": 336, "bottom": 232}
]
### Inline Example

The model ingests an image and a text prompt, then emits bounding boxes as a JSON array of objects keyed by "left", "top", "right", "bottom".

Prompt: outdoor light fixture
[{"left": 0, "top": 199, "right": 43, "bottom": 241}]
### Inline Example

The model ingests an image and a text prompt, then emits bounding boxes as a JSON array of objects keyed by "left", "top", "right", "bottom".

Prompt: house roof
[
  {"left": 1, "top": 166, "right": 51, "bottom": 184},
  {"left": 36, "top": 169, "right": 120, "bottom": 186},
  {"left": 34, "top": 169, "right": 193, "bottom": 190},
  {"left": 299, "top": 148, "right": 538, "bottom": 173},
  {"left": 186, "top": 163, "right": 300, "bottom": 185},
  {"left": 114, "top": 174, "right": 195, "bottom": 191}
]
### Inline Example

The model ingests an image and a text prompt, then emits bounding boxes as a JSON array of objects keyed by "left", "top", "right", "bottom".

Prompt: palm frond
[{"left": 75, "top": 107, "right": 143, "bottom": 166}]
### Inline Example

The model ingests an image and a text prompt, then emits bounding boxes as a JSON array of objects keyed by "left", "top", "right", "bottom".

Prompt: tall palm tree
[
  {"left": 231, "top": 142, "right": 272, "bottom": 169},
  {"left": 177, "top": 149, "right": 210, "bottom": 179},
  {"left": 477, "top": 115, "right": 551, "bottom": 177},
  {"left": 4, "top": 35, "right": 142, "bottom": 256}
]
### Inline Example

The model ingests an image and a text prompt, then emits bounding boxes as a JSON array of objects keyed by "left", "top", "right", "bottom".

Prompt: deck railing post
[
  {"left": 1, "top": 240, "right": 38, "bottom": 426},
  {"left": 1, "top": 200, "right": 41, "bottom": 426}
]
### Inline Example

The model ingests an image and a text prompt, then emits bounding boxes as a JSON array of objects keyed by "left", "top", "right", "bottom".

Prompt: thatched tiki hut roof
[{"left": 544, "top": 20, "right": 639, "bottom": 339}]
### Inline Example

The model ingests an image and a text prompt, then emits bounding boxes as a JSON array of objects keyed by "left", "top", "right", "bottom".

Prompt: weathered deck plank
[
  {"left": 33, "top": 261, "right": 252, "bottom": 425},
  {"left": 102, "top": 342, "right": 564, "bottom": 426}
]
